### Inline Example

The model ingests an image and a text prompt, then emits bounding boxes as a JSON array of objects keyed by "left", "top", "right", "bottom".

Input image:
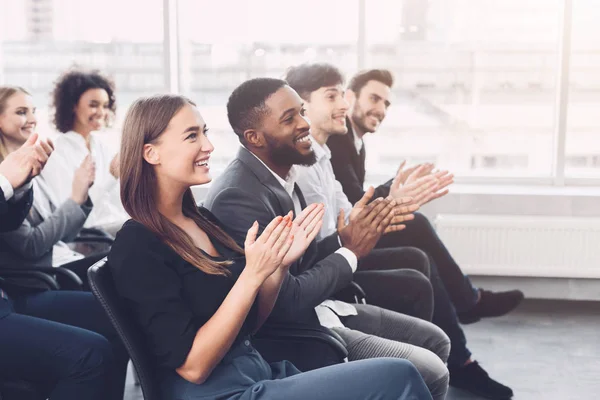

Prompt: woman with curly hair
[{"left": 41, "top": 68, "right": 128, "bottom": 235}]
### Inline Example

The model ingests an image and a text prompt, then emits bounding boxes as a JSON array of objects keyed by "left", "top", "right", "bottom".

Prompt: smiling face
[
  {"left": 72, "top": 88, "right": 110, "bottom": 134},
  {"left": 144, "top": 103, "right": 214, "bottom": 188},
  {"left": 258, "top": 85, "right": 316, "bottom": 167},
  {"left": 304, "top": 84, "right": 349, "bottom": 137},
  {"left": 0, "top": 90, "right": 37, "bottom": 147},
  {"left": 348, "top": 79, "right": 392, "bottom": 134}
]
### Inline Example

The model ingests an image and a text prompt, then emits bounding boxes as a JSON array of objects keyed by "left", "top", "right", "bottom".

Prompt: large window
[
  {"left": 363, "top": 0, "right": 562, "bottom": 182},
  {"left": 0, "top": 0, "right": 165, "bottom": 149},
  {"left": 1, "top": 0, "right": 597, "bottom": 186},
  {"left": 178, "top": 0, "right": 359, "bottom": 175},
  {"left": 566, "top": 0, "right": 600, "bottom": 179}
]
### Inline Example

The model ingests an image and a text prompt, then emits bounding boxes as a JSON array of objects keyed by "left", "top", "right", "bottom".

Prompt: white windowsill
[{"left": 427, "top": 183, "right": 600, "bottom": 197}]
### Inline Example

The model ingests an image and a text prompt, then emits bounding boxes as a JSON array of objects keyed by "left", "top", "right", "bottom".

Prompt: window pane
[
  {"left": 565, "top": 0, "right": 600, "bottom": 178},
  {"left": 179, "top": 0, "right": 359, "bottom": 176},
  {"left": 0, "top": 0, "right": 165, "bottom": 148},
  {"left": 364, "top": 0, "right": 561, "bottom": 181}
]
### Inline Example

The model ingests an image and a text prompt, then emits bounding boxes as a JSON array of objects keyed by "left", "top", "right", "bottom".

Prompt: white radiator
[{"left": 434, "top": 214, "right": 600, "bottom": 278}]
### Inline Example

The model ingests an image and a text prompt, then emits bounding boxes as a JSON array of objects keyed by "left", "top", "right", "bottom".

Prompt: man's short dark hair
[
  {"left": 348, "top": 69, "right": 394, "bottom": 96},
  {"left": 285, "top": 63, "right": 345, "bottom": 100},
  {"left": 227, "top": 78, "right": 287, "bottom": 141}
]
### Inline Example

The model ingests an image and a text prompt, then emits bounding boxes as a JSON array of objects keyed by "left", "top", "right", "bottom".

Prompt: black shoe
[
  {"left": 458, "top": 289, "right": 524, "bottom": 324},
  {"left": 450, "top": 361, "right": 513, "bottom": 399}
]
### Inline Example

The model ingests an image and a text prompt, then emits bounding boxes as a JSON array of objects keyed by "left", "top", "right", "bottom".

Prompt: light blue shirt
[{"left": 296, "top": 138, "right": 353, "bottom": 240}]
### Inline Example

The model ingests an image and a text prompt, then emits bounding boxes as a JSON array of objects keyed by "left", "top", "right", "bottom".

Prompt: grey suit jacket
[
  {"left": 0, "top": 181, "right": 92, "bottom": 269},
  {"left": 204, "top": 146, "right": 354, "bottom": 326}
]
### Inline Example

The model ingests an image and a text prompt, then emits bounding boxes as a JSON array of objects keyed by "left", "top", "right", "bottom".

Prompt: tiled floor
[{"left": 124, "top": 299, "right": 600, "bottom": 400}]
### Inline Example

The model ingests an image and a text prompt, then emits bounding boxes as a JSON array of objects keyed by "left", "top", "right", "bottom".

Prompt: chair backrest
[{"left": 87, "top": 258, "right": 161, "bottom": 400}]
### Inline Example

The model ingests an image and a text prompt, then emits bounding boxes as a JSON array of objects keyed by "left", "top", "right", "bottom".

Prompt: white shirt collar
[
  {"left": 353, "top": 129, "right": 363, "bottom": 154},
  {"left": 310, "top": 137, "right": 331, "bottom": 162},
  {"left": 244, "top": 145, "right": 298, "bottom": 198}
]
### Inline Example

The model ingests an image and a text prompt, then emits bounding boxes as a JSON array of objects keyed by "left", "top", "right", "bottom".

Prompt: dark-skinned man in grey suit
[{"left": 205, "top": 78, "right": 450, "bottom": 400}]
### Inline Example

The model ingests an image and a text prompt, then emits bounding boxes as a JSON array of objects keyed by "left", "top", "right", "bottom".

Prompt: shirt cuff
[
  {"left": 13, "top": 181, "right": 33, "bottom": 201},
  {"left": 335, "top": 247, "right": 358, "bottom": 273},
  {"left": 0, "top": 174, "right": 14, "bottom": 201}
]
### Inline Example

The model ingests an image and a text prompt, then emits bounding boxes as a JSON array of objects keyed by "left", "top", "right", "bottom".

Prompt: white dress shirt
[
  {"left": 353, "top": 129, "right": 364, "bottom": 154},
  {"left": 296, "top": 138, "right": 353, "bottom": 239},
  {"left": 247, "top": 147, "right": 358, "bottom": 329},
  {"left": 40, "top": 131, "right": 128, "bottom": 230}
]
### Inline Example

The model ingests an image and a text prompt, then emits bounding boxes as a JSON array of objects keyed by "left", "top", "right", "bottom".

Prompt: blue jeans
[
  {"left": 0, "top": 290, "right": 128, "bottom": 399},
  {"left": 160, "top": 339, "right": 432, "bottom": 400}
]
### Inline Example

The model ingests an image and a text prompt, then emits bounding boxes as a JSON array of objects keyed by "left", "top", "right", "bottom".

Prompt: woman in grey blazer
[
  {"left": 0, "top": 86, "right": 104, "bottom": 289},
  {"left": 0, "top": 85, "right": 129, "bottom": 400}
]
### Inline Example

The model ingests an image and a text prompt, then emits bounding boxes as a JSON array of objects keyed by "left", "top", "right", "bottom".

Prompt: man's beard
[
  {"left": 351, "top": 106, "right": 379, "bottom": 134},
  {"left": 265, "top": 135, "right": 317, "bottom": 167}
]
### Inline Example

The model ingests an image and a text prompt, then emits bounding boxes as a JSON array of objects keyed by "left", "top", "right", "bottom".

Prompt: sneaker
[
  {"left": 449, "top": 361, "right": 513, "bottom": 399},
  {"left": 458, "top": 289, "right": 524, "bottom": 324}
]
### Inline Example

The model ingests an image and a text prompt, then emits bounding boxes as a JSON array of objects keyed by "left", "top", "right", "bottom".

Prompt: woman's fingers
[{"left": 244, "top": 221, "right": 260, "bottom": 248}]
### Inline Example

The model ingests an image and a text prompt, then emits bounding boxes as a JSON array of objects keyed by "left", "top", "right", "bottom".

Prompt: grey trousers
[{"left": 333, "top": 304, "right": 450, "bottom": 400}]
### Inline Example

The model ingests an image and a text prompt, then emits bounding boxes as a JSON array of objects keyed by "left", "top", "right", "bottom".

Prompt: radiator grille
[{"left": 434, "top": 214, "right": 600, "bottom": 278}]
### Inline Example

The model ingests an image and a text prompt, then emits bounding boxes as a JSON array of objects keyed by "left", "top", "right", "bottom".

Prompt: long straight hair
[
  {"left": 0, "top": 86, "right": 30, "bottom": 162},
  {"left": 120, "top": 94, "right": 243, "bottom": 275}
]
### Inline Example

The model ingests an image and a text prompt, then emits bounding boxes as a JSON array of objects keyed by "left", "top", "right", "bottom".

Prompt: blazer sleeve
[
  {"left": 328, "top": 136, "right": 394, "bottom": 204},
  {"left": 0, "top": 198, "right": 91, "bottom": 260},
  {"left": 329, "top": 140, "right": 366, "bottom": 205},
  {"left": 313, "top": 232, "right": 342, "bottom": 264},
  {"left": 0, "top": 188, "right": 33, "bottom": 233},
  {"left": 373, "top": 179, "right": 394, "bottom": 201},
  {"left": 208, "top": 187, "right": 353, "bottom": 320}
]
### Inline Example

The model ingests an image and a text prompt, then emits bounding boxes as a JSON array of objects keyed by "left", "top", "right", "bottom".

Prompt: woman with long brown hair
[{"left": 108, "top": 93, "right": 432, "bottom": 399}]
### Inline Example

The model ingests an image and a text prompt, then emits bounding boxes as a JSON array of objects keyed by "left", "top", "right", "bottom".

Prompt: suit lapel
[
  {"left": 358, "top": 144, "right": 366, "bottom": 185},
  {"left": 346, "top": 119, "right": 366, "bottom": 185},
  {"left": 236, "top": 148, "right": 320, "bottom": 273},
  {"left": 236, "top": 147, "right": 295, "bottom": 216}
]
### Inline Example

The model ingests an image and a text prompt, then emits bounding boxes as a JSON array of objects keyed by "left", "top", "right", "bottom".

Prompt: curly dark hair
[{"left": 51, "top": 68, "right": 117, "bottom": 133}]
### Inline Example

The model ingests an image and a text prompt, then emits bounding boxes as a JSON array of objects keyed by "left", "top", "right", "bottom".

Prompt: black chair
[
  {"left": 334, "top": 281, "right": 368, "bottom": 305},
  {"left": 254, "top": 322, "right": 348, "bottom": 371},
  {"left": 87, "top": 258, "right": 161, "bottom": 400},
  {"left": 0, "top": 266, "right": 83, "bottom": 400},
  {"left": 76, "top": 227, "right": 115, "bottom": 242},
  {"left": 0, "top": 266, "right": 83, "bottom": 291}
]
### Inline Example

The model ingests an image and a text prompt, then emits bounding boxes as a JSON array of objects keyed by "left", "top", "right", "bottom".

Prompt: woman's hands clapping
[
  {"left": 243, "top": 203, "right": 325, "bottom": 284},
  {"left": 244, "top": 214, "right": 294, "bottom": 284}
]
